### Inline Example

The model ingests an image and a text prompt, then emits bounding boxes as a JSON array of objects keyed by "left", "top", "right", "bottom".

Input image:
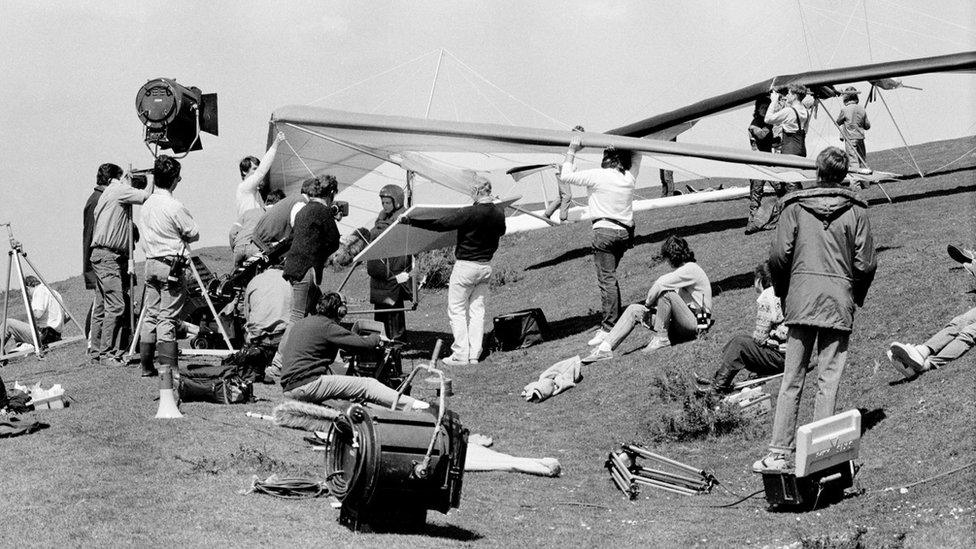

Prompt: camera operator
[
  {"left": 230, "top": 189, "right": 284, "bottom": 267},
  {"left": 279, "top": 292, "right": 389, "bottom": 396},
  {"left": 89, "top": 167, "right": 154, "bottom": 366},
  {"left": 138, "top": 155, "right": 199, "bottom": 378}
]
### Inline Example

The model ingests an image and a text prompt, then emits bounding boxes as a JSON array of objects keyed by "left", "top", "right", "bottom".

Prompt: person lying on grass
[
  {"left": 281, "top": 372, "right": 562, "bottom": 477},
  {"left": 583, "top": 235, "right": 712, "bottom": 363},
  {"left": 696, "top": 261, "right": 786, "bottom": 395},
  {"left": 888, "top": 245, "right": 976, "bottom": 377}
]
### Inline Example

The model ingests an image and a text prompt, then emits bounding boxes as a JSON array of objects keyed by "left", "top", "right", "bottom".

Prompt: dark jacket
[
  {"left": 367, "top": 184, "right": 412, "bottom": 304},
  {"left": 408, "top": 201, "right": 506, "bottom": 263},
  {"left": 252, "top": 193, "right": 307, "bottom": 250},
  {"left": 283, "top": 200, "right": 340, "bottom": 282},
  {"left": 83, "top": 186, "right": 105, "bottom": 289},
  {"left": 769, "top": 186, "right": 876, "bottom": 332},
  {"left": 280, "top": 315, "right": 381, "bottom": 391}
]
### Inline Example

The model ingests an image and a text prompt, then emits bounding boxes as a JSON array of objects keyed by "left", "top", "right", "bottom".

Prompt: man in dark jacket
[
  {"left": 753, "top": 146, "right": 876, "bottom": 473},
  {"left": 367, "top": 184, "right": 412, "bottom": 339},
  {"left": 278, "top": 176, "right": 341, "bottom": 358},
  {"left": 401, "top": 177, "right": 506, "bottom": 366},
  {"left": 83, "top": 164, "right": 117, "bottom": 356},
  {"left": 279, "top": 292, "right": 386, "bottom": 394}
]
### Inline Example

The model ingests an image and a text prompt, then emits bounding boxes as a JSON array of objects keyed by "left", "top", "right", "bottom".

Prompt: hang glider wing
[{"left": 610, "top": 51, "right": 976, "bottom": 138}]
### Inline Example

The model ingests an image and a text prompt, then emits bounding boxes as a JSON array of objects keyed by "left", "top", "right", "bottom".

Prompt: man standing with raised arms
[{"left": 236, "top": 132, "right": 286, "bottom": 216}]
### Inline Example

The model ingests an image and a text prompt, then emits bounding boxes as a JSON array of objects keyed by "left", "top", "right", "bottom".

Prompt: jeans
[
  {"left": 88, "top": 292, "right": 105, "bottom": 353},
  {"left": 141, "top": 258, "right": 186, "bottom": 344},
  {"left": 923, "top": 306, "right": 976, "bottom": 369},
  {"left": 283, "top": 375, "right": 420, "bottom": 409},
  {"left": 653, "top": 292, "right": 699, "bottom": 343},
  {"left": 605, "top": 303, "right": 649, "bottom": 349},
  {"left": 447, "top": 260, "right": 492, "bottom": 361},
  {"left": 592, "top": 228, "right": 630, "bottom": 331},
  {"left": 543, "top": 180, "right": 572, "bottom": 220},
  {"left": 769, "top": 326, "right": 849, "bottom": 453},
  {"left": 278, "top": 268, "right": 321, "bottom": 359},
  {"left": 91, "top": 247, "right": 129, "bottom": 359}
]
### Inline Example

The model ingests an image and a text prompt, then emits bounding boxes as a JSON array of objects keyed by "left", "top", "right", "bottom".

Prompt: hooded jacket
[
  {"left": 367, "top": 185, "right": 412, "bottom": 304},
  {"left": 769, "top": 186, "right": 876, "bottom": 332}
]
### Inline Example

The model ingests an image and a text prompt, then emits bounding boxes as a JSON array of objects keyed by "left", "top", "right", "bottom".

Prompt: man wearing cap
[
  {"left": 835, "top": 86, "right": 872, "bottom": 174},
  {"left": 139, "top": 155, "right": 199, "bottom": 378},
  {"left": 400, "top": 177, "right": 507, "bottom": 366},
  {"left": 888, "top": 245, "right": 976, "bottom": 377}
]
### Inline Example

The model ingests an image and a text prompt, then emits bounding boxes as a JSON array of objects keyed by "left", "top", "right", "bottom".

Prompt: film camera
[{"left": 332, "top": 200, "right": 349, "bottom": 219}]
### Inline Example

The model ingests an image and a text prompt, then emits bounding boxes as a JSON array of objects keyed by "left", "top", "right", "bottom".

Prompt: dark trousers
[
  {"left": 374, "top": 301, "right": 406, "bottom": 339},
  {"left": 592, "top": 228, "right": 630, "bottom": 331},
  {"left": 90, "top": 247, "right": 129, "bottom": 359},
  {"left": 713, "top": 334, "right": 785, "bottom": 391}
]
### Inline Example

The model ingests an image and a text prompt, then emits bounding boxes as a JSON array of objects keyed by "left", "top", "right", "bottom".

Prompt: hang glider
[
  {"left": 610, "top": 51, "right": 976, "bottom": 139},
  {"left": 266, "top": 105, "right": 816, "bottom": 236}
]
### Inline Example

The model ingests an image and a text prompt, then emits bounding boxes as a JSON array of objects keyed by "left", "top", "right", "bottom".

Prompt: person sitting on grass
[
  {"left": 279, "top": 292, "right": 389, "bottom": 396},
  {"left": 888, "top": 245, "right": 975, "bottom": 377},
  {"left": 583, "top": 235, "right": 712, "bottom": 363},
  {"left": 2, "top": 275, "right": 65, "bottom": 354},
  {"left": 695, "top": 262, "right": 786, "bottom": 394}
]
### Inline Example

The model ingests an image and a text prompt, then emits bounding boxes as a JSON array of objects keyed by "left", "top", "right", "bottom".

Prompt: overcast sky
[{"left": 1, "top": 0, "right": 973, "bottom": 283}]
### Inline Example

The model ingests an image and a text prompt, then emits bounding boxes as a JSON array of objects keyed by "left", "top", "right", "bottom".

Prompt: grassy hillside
[{"left": 1, "top": 136, "right": 974, "bottom": 548}]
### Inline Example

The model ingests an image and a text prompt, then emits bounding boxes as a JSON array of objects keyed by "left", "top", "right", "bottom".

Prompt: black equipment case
[{"left": 491, "top": 308, "right": 549, "bottom": 351}]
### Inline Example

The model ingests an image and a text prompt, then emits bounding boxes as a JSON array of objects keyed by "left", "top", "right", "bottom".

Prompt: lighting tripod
[{"left": 0, "top": 223, "right": 86, "bottom": 361}]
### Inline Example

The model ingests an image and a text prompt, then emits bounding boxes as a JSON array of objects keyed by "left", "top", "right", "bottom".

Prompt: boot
[
  {"left": 157, "top": 341, "right": 180, "bottom": 381},
  {"left": 711, "top": 365, "right": 739, "bottom": 395},
  {"left": 140, "top": 341, "right": 158, "bottom": 378}
]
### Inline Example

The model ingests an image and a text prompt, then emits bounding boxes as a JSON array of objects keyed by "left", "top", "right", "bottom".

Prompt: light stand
[{"left": 0, "top": 224, "right": 86, "bottom": 361}]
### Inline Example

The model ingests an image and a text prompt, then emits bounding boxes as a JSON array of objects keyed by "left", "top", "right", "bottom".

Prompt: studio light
[{"left": 136, "top": 78, "right": 218, "bottom": 155}]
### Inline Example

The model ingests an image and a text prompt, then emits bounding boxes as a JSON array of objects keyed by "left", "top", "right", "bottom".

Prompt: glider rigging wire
[{"left": 308, "top": 48, "right": 441, "bottom": 106}]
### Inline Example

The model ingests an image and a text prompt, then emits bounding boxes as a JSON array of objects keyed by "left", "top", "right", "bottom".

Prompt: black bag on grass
[
  {"left": 491, "top": 308, "right": 549, "bottom": 351},
  {"left": 179, "top": 374, "right": 253, "bottom": 404}
]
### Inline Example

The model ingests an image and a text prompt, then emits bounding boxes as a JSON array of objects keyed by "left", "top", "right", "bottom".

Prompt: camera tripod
[{"left": 0, "top": 223, "right": 86, "bottom": 361}]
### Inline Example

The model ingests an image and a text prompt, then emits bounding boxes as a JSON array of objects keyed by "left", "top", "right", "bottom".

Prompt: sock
[
  {"left": 598, "top": 341, "right": 612, "bottom": 352},
  {"left": 916, "top": 344, "right": 931, "bottom": 360}
]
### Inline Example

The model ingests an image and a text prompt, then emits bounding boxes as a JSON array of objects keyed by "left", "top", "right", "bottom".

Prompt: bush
[
  {"left": 647, "top": 358, "right": 760, "bottom": 442},
  {"left": 416, "top": 248, "right": 455, "bottom": 290}
]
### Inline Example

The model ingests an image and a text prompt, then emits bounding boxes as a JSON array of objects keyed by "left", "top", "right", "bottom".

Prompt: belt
[
  {"left": 149, "top": 255, "right": 182, "bottom": 266},
  {"left": 92, "top": 245, "right": 128, "bottom": 257}
]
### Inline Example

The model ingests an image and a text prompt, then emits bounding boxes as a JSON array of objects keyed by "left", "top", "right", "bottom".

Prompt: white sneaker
[
  {"left": 889, "top": 342, "right": 925, "bottom": 375},
  {"left": 440, "top": 355, "right": 468, "bottom": 367},
  {"left": 587, "top": 330, "right": 609, "bottom": 346}
]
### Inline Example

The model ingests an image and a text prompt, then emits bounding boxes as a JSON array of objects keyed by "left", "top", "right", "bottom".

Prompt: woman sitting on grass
[{"left": 583, "top": 235, "right": 712, "bottom": 363}]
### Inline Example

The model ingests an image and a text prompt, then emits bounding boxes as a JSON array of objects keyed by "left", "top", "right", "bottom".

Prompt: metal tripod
[{"left": 0, "top": 224, "right": 86, "bottom": 361}]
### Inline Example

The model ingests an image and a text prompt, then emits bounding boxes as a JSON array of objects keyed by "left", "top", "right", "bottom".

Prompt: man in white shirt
[
  {"left": 139, "top": 155, "right": 199, "bottom": 378},
  {"left": 3, "top": 276, "right": 65, "bottom": 352},
  {"left": 236, "top": 132, "right": 286, "bottom": 217},
  {"left": 560, "top": 136, "right": 640, "bottom": 346}
]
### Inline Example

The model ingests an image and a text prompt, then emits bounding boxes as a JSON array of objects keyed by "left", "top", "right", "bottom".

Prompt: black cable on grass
[
  {"left": 869, "top": 461, "right": 976, "bottom": 495},
  {"left": 708, "top": 489, "right": 765, "bottom": 508}
]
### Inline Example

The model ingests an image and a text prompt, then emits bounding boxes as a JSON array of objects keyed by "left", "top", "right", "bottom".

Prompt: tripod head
[{"left": 0, "top": 223, "right": 24, "bottom": 254}]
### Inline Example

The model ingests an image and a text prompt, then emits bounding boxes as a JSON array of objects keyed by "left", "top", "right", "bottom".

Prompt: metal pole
[
  {"left": 875, "top": 89, "right": 925, "bottom": 179},
  {"left": 126, "top": 298, "right": 150, "bottom": 358},
  {"left": 13, "top": 252, "right": 43, "bottom": 357},
  {"left": 1, "top": 251, "right": 12, "bottom": 351},
  {"left": 186, "top": 250, "right": 234, "bottom": 350},
  {"left": 334, "top": 261, "right": 362, "bottom": 294},
  {"left": 424, "top": 49, "right": 444, "bottom": 120}
]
